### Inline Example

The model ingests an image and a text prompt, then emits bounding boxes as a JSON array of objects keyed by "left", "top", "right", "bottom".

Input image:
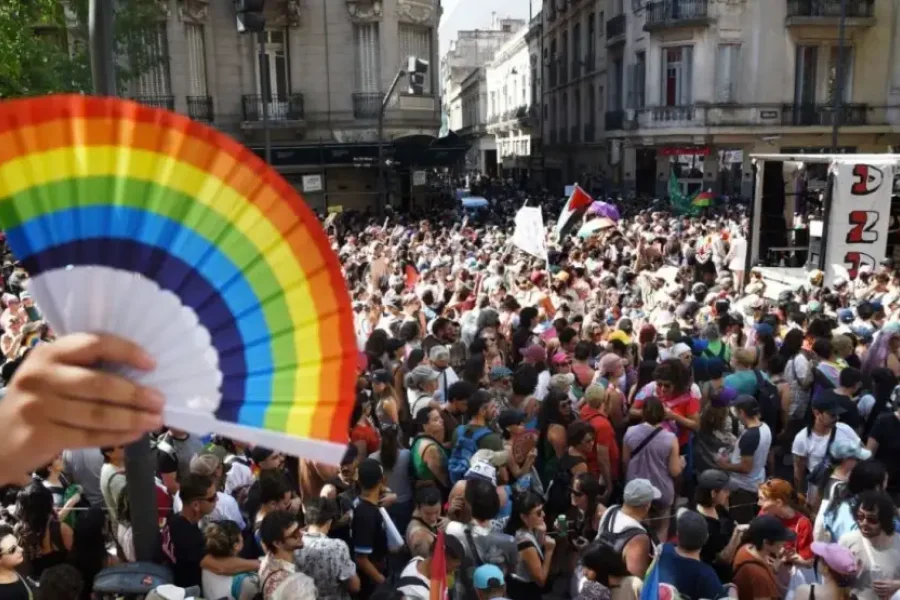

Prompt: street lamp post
[
  {"left": 89, "top": 0, "right": 160, "bottom": 563},
  {"left": 377, "top": 68, "right": 406, "bottom": 217}
]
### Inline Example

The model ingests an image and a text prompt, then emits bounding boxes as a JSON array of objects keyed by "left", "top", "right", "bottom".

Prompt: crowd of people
[{"left": 1, "top": 184, "right": 900, "bottom": 600}]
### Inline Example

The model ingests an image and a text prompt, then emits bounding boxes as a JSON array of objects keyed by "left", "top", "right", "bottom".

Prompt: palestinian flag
[{"left": 555, "top": 184, "right": 594, "bottom": 240}]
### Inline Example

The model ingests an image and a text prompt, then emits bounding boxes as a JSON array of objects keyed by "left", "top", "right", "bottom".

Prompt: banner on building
[
  {"left": 513, "top": 206, "right": 548, "bottom": 263},
  {"left": 826, "top": 159, "right": 895, "bottom": 284}
]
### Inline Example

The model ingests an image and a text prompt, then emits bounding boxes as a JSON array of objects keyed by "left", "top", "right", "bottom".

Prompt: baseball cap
[
  {"left": 748, "top": 514, "right": 797, "bottom": 543},
  {"left": 190, "top": 453, "right": 220, "bottom": 477},
  {"left": 711, "top": 386, "right": 738, "bottom": 408},
  {"left": 623, "top": 479, "right": 662, "bottom": 506},
  {"left": 473, "top": 564, "right": 505, "bottom": 590},
  {"left": 813, "top": 390, "right": 848, "bottom": 416},
  {"left": 830, "top": 439, "right": 872, "bottom": 461},
  {"left": 837, "top": 308, "right": 854, "bottom": 324},
  {"left": 676, "top": 510, "right": 709, "bottom": 549},
  {"left": 489, "top": 366, "right": 513, "bottom": 382},
  {"left": 608, "top": 330, "right": 631, "bottom": 345},
  {"left": 697, "top": 469, "right": 731, "bottom": 491},
  {"left": 810, "top": 542, "right": 860, "bottom": 577}
]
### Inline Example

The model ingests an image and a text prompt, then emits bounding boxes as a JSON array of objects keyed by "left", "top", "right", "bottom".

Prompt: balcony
[
  {"left": 131, "top": 95, "right": 174, "bottom": 111},
  {"left": 605, "top": 110, "right": 625, "bottom": 131},
  {"left": 786, "top": 0, "right": 875, "bottom": 27},
  {"left": 352, "top": 92, "right": 385, "bottom": 119},
  {"left": 570, "top": 124, "right": 581, "bottom": 143},
  {"left": 241, "top": 94, "right": 305, "bottom": 122},
  {"left": 782, "top": 103, "right": 869, "bottom": 126},
  {"left": 606, "top": 14, "right": 626, "bottom": 45},
  {"left": 644, "top": 0, "right": 713, "bottom": 31},
  {"left": 186, "top": 96, "right": 213, "bottom": 122},
  {"left": 584, "top": 122, "right": 595, "bottom": 142}
]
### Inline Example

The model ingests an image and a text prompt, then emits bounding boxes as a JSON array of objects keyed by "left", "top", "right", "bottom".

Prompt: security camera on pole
[
  {"left": 234, "top": 0, "right": 271, "bottom": 165},
  {"left": 377, "top": 56, "right": 429, "bottom": 215}
]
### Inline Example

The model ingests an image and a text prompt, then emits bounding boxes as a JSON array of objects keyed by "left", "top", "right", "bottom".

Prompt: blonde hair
[
  {"left": 734, "top": 348, "right": 757, "bottom": 369},
  {"left": 584, "top": 385, "right": 607, "bottom": 410}
]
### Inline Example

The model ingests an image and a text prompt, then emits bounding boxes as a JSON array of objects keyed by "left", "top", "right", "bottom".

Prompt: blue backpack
[{"left": 448, "top": 425, "right": 492, "bottom": 484}]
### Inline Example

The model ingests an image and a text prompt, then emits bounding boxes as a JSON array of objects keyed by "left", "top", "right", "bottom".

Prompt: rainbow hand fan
[{"left": 0, "top": 95, "right": 357, "bottom": 464}]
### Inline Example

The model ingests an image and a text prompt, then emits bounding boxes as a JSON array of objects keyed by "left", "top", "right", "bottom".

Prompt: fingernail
[
  {"left": 142, "top": 388, "right": 166, "bottom": 410},
  {"left": 137, "top": 350, "right": 156, "bottom": 370}
]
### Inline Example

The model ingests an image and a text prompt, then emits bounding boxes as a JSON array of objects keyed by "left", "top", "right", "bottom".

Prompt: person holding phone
[{"left": 503, "top": 490, "right": 555, "bottom": 598}]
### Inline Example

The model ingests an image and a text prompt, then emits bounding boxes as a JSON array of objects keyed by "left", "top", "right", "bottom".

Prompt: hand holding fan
[{"left": 0, "top": 95, "right": 357, "bottom": 464}]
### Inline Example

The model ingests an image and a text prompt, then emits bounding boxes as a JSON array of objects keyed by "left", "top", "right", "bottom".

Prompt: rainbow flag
[{"left": 430, "top": 529, "right": 447, "bottom": 600}]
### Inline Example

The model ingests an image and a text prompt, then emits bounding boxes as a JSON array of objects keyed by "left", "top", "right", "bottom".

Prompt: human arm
[
  {"left": 547, "top": 424, "right": 567, "bottom": 458},
  {"left": 423, "top": 443, "right": 450, "bottom": 489},
  {"left": 717, "top": 429, "right": 758, "bottom": 475},
  {"left": 793, "top": 456, "right": 808, "bottom": 495},
  {"left": 381, "top": 397, "right": 399, "bottom": 425},
  {"left": 595, "top": 443, "right": 612, "bottom": 499},
  {"left": 666, "top": 407, "right": 700, "bottom": 433},
  {"left": 200, "top": 555, "right": 260, "bottom": 575},
  {"left": 716, "top": 525, "right": 745, "bottom": 565},
  {"left": 337, "top": 543, "right": 361, "bottom": 594},
  {"left": 519, "top": 534, "right": 556, "bottom": 586},
  {"left": 668, "top": 438, "right": 684, "bottom": 478},
  {"left": 622, "top": 534, "right": 652, "bottom": 578},
  {"left": 0, "top": 334, "right": 164, "bottom": 485}
]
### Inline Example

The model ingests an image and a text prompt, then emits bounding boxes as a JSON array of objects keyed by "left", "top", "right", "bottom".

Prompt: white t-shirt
[
  {"left": 396, "top": 557, "right": 431, "bottom": 600},
  {"left": 792, "top": 422, "right": 860, "bottom": 472},
  {"left": 173, "top": 491, "right": 246, "bottom": 530},
  {"left": 224, "top": 458, "right": 254, "bottom": 497},
  {"left": 840, "top": 530, "right": 900, "bottom": 600}
]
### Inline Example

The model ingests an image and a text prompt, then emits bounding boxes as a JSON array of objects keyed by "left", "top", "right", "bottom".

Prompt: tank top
[{"left": 410, "top": 436, "right": 447, "bottom": 485}]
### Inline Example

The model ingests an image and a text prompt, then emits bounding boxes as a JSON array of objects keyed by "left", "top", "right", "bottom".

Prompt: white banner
[
  {"left": 826, "top": 159, "right": 895, "bottom": 285},
  {"left": 513, "top": 206, "right": 548, "bottom": 263}
]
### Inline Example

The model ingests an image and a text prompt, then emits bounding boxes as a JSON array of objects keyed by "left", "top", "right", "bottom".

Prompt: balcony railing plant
[
  {"left": 786, "top": 0, "right": 874, "bottom": 18},
  {"left": 131, "top": 95, "right": 175, "bottom": 111},
  {"left": 352, "top": 92, "right": 385, "bottom": 119},
  {"left": 645, "top": 0, "right": 710, "bottom": 28},
  {"left": 606, "top": 14, "right": 626, "bottom": 39},
  {"left": 241, "top": 94, "right": 305, "bottom": 121},
  {"left": 186, "top": 96, "right": 213, "bottom": 122}
]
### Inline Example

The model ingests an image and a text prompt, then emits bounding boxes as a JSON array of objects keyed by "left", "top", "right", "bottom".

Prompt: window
[
  {"left": 561, "top": 92, "right": 568, "bottom": 130},
  {"left": 599, "top": 11, "right": 604, "bottom": 36},
  {"left": 257, "top": 29, "right": 289, "bottom": 101},
  {"left": 631, "top": 51, "right": 646, "bottom": 108},
  {"left": 490, "top": 91, "right": 496, "bottom": 116},
  {"left": 661, "top": 46, "right": 693, "bottom": 106},
  {"left": 613, "top": 0, "right": 624, "bottom": 15},
  {"left": 588, "top": 85, "right": 596, "bottom": 126},
  {"left": 610, "top": 58, "right": 623, "bottom": 111},
  {"left": 587, "top": 13, "right": 595, "bottom": 69},
  {"left": 574, "top": 88, "right": 581, "bottom": 126},
  {"left": 561, "top": 30, "right": 568, "bottom": 82},
  {"left": 522, "top": 74, "right": 527, "bottom": 103},
  {"left": 549, "top": 39, "right": 557, "bottom": 87},
  {"left": 132, "top": 23, "right": 171, "bottom": 98},
  {"left": 827, "top": 45, "right": 853, "bottom": 103},
  {"left": 715, "top": 44, "right": 740, "bottom": 103},
  {"left": 185, "top": 24, "right": 208, "bottom": 97},
  {"left": 794, "top": 45, "right": 817, "bottom": 105},
  {"left": 400, "top": 24, "right": 432, "bottom": 93},
  {"left": 354, "top": 23, "right": 381, "bottom": 91},
  {"left": 572, "top": 23, "right": 581, "bottom": 77}
]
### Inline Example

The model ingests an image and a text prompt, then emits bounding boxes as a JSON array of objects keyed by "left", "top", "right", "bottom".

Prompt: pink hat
[
  {"left": 551, "top": 352, "right": 569, "bottom": 366},
  {"left": 599, "top": 353, "right": 622, "bottom": 375},
  {"left": 810, "top": 542, "right": 859, "bottom": 577}
]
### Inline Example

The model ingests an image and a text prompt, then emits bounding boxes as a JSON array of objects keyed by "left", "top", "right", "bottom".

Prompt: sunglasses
[
  {"left": 570, "top": 488, "right": 585, "bottom": 497},
  {"left": 856, "top": 512, "right": 880, "bottom": 526}
]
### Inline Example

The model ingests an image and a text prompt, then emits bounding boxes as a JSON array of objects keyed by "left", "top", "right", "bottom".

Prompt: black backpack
[
  {"left": 545, "top": 456, "right": 585, "bottom": 519},
  {"left": 754, "top": 370, "right": 782, "bottom": 434},
  {"left": 596, "top": 506, "right": 654, "bottom": 556}
]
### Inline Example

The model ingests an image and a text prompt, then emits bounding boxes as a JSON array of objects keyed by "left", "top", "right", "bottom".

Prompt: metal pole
[
  {"left": 831, "top": 0, "right": 847, "bottom": 151},
  {"left": 258, "top": 32, "right": 272, "bottom": 165},
  {"left": 378, "top": 67, "right": 406, "bottom": 216},
  {"left": 89, "top": 0, "right": 160, "bottom": 563}
]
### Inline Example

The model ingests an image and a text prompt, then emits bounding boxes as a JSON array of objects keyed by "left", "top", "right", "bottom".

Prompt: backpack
[
  {"left": 545, "top": 455, "right": 585, "bottom": 519},
  {"left": 448, "top": 425, "right": 492, "bottom": 484},
  {"left": 596, "top": 505, "right": 653, "bottom": 556},
  {"left": 754, "top": 370, "right": 783, "bottom": 434}
]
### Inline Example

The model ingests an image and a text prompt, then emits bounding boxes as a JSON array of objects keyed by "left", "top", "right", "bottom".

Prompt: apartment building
[
  {"left": 542, "top": 0, "right": 607, "bottom": 194},
  {"left": 442, "top": 17, "right": 526, "bottom": 176},
  {"left": 110, "top": 0, "right": 453, "bottom": 211},
  {"left": 601, "top": 0, "right": 900, "bottom": 198},
  {"left": 486, "top": 23, "right": 538, "bottom": 183}
]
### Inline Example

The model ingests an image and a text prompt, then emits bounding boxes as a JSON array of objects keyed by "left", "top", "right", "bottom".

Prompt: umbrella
[
  {"left": 692, "top": 191, "right": 714, "bottom": 207},
  {"left": 587, "top": 200, "right": 621, "bottom": 222},
  {"left": 462, "top": 196, "right": 489, "bottom": 209},
  {"left": 577, "top": 217, "right": 616, "bottom": 238}
]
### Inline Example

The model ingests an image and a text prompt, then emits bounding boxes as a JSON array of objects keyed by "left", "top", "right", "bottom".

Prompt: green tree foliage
[{"left": 0, "top": 0, "right": 168, "bottom": 99}]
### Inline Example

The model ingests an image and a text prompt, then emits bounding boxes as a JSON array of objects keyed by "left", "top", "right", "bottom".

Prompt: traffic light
[
  {"left": 407, "top": 57, "right": 429, "bottom": 95},
  {"left": 235, "top": 0, "right": 265, "bottom": 33}
]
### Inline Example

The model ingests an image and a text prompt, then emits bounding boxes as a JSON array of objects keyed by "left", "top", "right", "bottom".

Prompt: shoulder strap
[
  {"left": 631, "top": 427, "right": 663, "bottom": 458},
  {"left": 464, "top": 526, "right": 485, "bottom": 567},
  {"left": 471, "top": 427, "right": 492, "bottom": 443},
  {"left": 824, "top": 424, "right": 839, "bottom": 457},
  {"left": 396, "top": 575, "right": 429, "bottom": 590}
]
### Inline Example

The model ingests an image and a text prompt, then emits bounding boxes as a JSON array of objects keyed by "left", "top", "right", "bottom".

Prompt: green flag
[{"left": 668, "top": 171, "right": 701, "bottom": 216}]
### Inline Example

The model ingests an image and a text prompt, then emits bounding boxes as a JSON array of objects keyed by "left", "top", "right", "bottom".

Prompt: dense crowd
[{"left": 1, "top": 182, "right": 900, "bottom": 600}]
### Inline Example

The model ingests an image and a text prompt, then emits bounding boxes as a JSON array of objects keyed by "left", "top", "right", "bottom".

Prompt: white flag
[{"left": 513, "top": 206, "right": 548, "bottom": 263}]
